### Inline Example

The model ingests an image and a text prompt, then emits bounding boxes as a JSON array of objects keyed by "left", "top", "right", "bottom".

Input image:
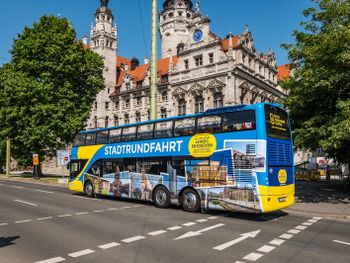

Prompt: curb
[
  {"left": 284, "top": 208, "right": 350, "bottom": 222},
  {"left": 0, "top": 176, "right": 68, "bottom": 188}
]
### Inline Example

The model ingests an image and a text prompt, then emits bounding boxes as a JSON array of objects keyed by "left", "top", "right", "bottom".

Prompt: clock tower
[{"left": 159, "top": 0, "right": 195, "bottom": 58}]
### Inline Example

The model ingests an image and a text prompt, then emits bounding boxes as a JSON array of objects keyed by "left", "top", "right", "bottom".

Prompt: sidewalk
[
  {"left": 285, "top": 180, "right": 350, "bottom": 221},
  {"left": 0, "top": 174, "right": 68, "bottom": 187}
]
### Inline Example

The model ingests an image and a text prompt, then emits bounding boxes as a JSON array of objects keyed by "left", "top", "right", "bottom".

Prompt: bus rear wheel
[
  {"left": 153, "top": 186, "right": 171, "bottom": 208},
  {"left": 181, "top": 188, "right": 200, "bottom": 213},
  {"left": 84, "top": 181, "right": 95, "bottom": 198}
]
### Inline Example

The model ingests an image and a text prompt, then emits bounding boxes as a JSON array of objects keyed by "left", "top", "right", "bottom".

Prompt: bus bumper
[{"left": 259, "top": 184, "right": 295, "bottom": 213}]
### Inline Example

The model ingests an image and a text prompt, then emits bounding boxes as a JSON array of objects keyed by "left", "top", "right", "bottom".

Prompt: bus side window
[
  {"left": 197, "top": 115, "right": 221, "bottom": 134},
  {"left": 97, "top": 131, "right": 109, "bottom": 144},
  {"left": 88, "top": 161, "right": 101, "bottom": 177},
  {"left": 109, "top": 129, "right": 121, "bottom": 143},
  {"left": 154, "top": 121, "right": 173, "bottom": 138},
  {"left": 222, "top": 110, "right": 256, "bottom": 132},
  {"left": 124, "top": 158, "right": 136, "bottom": 172},
  {"left": 137, "top": 124, "right": 154, "bottom": 140},
  {"left": 85, "top": 133, "right": 97, "bottom": 145},
  {"left": 174, "top": 118, "right": 196, "bottom": 137},
  {"left": 122, "top": 126, "right": 137, "bottom": 141}
]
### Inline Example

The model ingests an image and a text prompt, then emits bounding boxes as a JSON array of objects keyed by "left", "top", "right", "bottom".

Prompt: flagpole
[{"left": 150, "top": 0, "right": 158, "bottom": 120}]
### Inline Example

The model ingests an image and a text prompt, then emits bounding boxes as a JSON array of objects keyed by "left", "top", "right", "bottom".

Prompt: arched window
[
  {"left": 124, "top": 114, "right": 129, "bottom": 125},
  {"left": 178, "top": 99, "right": 186, "bottom": 116},
  {"left": 195, "top": 96, "right": 204, "bottom": 113},
  {"left": 214, "top": 92, "right": 223, "bottom": 108}
]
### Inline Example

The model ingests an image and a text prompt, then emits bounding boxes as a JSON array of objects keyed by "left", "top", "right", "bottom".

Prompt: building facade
[{"left": 87, "top": 0, "right": 287, "bottom": 129}]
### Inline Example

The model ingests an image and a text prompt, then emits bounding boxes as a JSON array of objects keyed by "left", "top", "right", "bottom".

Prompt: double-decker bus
[{"left": 68, "top": 103, "right": 294, "bottom": 213}]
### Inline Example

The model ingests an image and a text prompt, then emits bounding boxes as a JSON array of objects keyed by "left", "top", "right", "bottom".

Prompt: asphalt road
[{"left": 1, "top": 179, "right": 350, "bottom": 263}]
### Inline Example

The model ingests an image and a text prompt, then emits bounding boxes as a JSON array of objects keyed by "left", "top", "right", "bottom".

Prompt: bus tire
[
  {"left": 84, "top": 180, "right": 95, "bottom": 198},
  {"left": 153, "top": 186, "right": 171, "bottom": 208},
  {"left": 181, "top": 188, "right": 200, "bottom": 213}
]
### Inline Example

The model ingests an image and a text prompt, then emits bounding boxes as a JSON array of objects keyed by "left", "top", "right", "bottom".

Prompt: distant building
[{"left": 85, "top": 0, "right": 288, "bottom": 129}]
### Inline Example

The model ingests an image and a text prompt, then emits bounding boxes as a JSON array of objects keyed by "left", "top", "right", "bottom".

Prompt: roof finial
[
  {"left": 100, "top": 0, "right": 109, "bottom": 7},
  {"left": 244, "top": 24, "right": 249, "bottom": 34},
  {"left": 195, "top": 0, "right": 201, "bottom": 13}
]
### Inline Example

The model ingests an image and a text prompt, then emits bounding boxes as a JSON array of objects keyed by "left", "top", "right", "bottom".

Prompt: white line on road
[
  {"left": 295, "top": 225, "right": 307, "bottom": 230},
  {"left": 167, "top": 226, "right": 182, "bottom": 231},
  {"left": 213, "top": 230, "right": 261, "bottom": 251},
  {"left": 243, "top": 252, "right": 263, "bottom": 261},
  {"left": 108, "top": 207, "right": 119, "bottom": 211},
  {"left": 175, "top": 223, "right": 225, "bottom": 240},
  {"left": 207, "top": 216, "right": 219, "bottom": 220},
  {"left": 37, "top": 216, "right": 53, "bottom": 221},
  {"left": 0, "top": 183, "right": 3, "bottom": 186},
  {"left": 147, "top": 230, "right": 167, "bottom": 236},
  {"left": 35, "top": 189, "right": 54, "bottom": 194},
  {"left": 98, "top": 242, "right": 120, "bottom": 250},
  {"left": 182, "top": 222, "right": 196, "bottom": 227},
  {"left": 279, "top": 233, "right": 293, "bottom": 239},
  {"left": 68, "top": 249, "right": 95, "bottom": 258},
  {"left": 196, "top": 219, "right": 208, "bottom": 223},
  {"left": 313, "top": 217, "right": 323, "bottom": 220},
  {"left": 122, "top": 235, "right": 145, "bottom": 243},
  {"left": 302, "top": 222, "right": 313, "bottom": 226},
  {"left": 287, "top": 229, "right": 301, "bottom": 234},
  {"left": 132, "top": 204, "right": 144, "bottom": 208},
  {"left": 269, "top": 238, "right": 285, "bottom": 246},
  {"left": 308, "top": 219, "right": 318, "bottom": 223},
  {"left": 333, "top": 240, "right": 350, "bottom": 246},
  {"left": 11, "top": 185, "right": 23, "bottom": 189},
  {"left": 15, "top": 219, "right": 32, "bottom": 224},
  {"left": 257, "top": 245, "right": 275, "bottom": 253},
  {"left": 234, "top": 261, "right": 246, "bottom": 263},
  {"left": 93, "top": 210, "right": 105, "bottom": 213},
  {"left": 120, "top": 206, "right": 132, "bottom": 209},
  {"left": 72, "top": 195, "right": 100, "bottom": 201},
  {"left": 75, "top": 212, "right": 89, "bottom": 216},
  {"left": 57, "top": 214, "right": 72, "bottom": 218},
  {"left": 0, "top": 223, "right": 9, "bottom": 226},
  {"left": 14, "top": 199, "right": 38, "bottom": 207},
  {"left": 34, "top": 257, "right": 66, "bottom": 263}
]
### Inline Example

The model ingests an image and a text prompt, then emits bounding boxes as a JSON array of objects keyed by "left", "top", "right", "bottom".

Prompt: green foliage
[
  {"left": 0, "top": 15, "right": 105, "bottom": 166},
  {"left": 283, "top": 0, "right": 350, "bottom": 164}
]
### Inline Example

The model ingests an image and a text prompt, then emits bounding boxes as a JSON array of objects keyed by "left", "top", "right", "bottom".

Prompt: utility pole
[
  {"left": 6, "top": 139, "right": 10, "bottom": 176},
  {"left": 150, "top": 0, "right": 158, "bottom": 120}
]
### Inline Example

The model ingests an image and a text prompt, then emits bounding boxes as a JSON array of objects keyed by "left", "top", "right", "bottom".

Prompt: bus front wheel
[
  {"left": 84, "top": 181, "right": 95, "bottom": 198},
  {"left": 181, "top": 188, "right": 200, "bottom": 212},
  {"left": 153, "top": 186, "right": 171, "bottom": 208}
]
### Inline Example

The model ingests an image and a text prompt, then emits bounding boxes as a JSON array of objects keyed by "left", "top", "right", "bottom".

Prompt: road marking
[
  {"left": 302, "top": 222, "right": 313, "bottom": 226},
  {"left": 0, "top": 223, "right": 9, "bottom": 226},
  {"left": 213, "top": 230, "right": 261, "bottom": 251},
  {"left": 93, "top": 210, "right": 104, "bottom": 213},
  {"left": 257, "top": 245, "right": 275, "bottom": 253},
  {"left": 122, "top": 235, "right": 146, "bottom": 243},
  {"left": 175, "top": 223, "right": 225, "bottom": 240},
  {"left": 279, "top": 233, "right": 293, "bottom": 239},
  {"left": 269, "top": 238, "right": 285, "bottom": 246},
  {"left": 287, "top": 229, "right": 301, "bottom": 234},
  {"left": 15, "top": 219, "right": 32, "bottom": 224},
  {"left": 108, "top": 207, "right": 119, "bottom": 211},
  {"left": 308, "top": 219, "right": 318, "bottom": 223},
  {"left": 98, "top": 242, "right": 120, "bottom": 250},
  {"left": 0, "top": 183, "right": 3, "bottom": 186},
  {"left": 121, "top": 206, "right": 131, "bottom": 209},
  {"left": 34, "top": 257, "right": 66, "bottom": 263},
  {"left": 11, "top": 185, "right": 23, "bottom": 189},
  {"left": 72, "top": 195, "right": 100, "bottom": 201},
  {"left": 14, "top": 199, "right": 38, "bottom": 206},
  {"left": 234, "top": 261, "right": 246, "bottom": 263},
  {"left": 167, "top": 226, "right": 182, "bottom": 231},
  {"left": 57, "top": 214, "right": 72, "bottom": 218},
  {"left": 207, "top": 216, "right": 219, "bottom": 220},
  {"left": 148, "top": 230, "right": 167, "bottom": 236},
  {"left": 243, "top": 252, "right": 263, "bottom": 261},
  {"left": 37, "top": 216, "right": 53, "bottom": 221},
  {"left": 76, "top": 212, "right": 89, "bottom": 216},
  {"left": 295, "top": 225, "right": 307, "bottom": 230},
  {"left": 35, "top": 189, "right": 54, "bottom": 194},
  {"left": 313, "top": 217, "right": 322, "bottom": 220},
  {"left": 333, "top": 240, "right": 350, "bottom": 246},
  {"left": 68, "top": 249, "right": 95, "bottom": 258},
  {"left": 132, "top": 204, "right": 144, "bottom": 208},
  {"left": 196, "top": 219, "right": 208, "bottom": 223},
  {"left": 182, "top": 222, "right": 196, "bottom": 227}
]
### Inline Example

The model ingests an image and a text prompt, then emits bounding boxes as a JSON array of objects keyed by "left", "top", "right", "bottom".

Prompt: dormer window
[
  {"left": 209, "top": 53, "right": 214, "bottom": 64},
  {"left": 126, "top": 83, "right": 130, "bottom": 91},
  {"left": 184, "top": 59, "right": 189, "bottom": 70},
  {"left": 178, "top": 12, "right": 183, "bottom": 16},
  {"left": 194, "top": 55, "right": 203, "bottom": 67},
  {"left": 169, "top": 12, "right": 174, "bottom": 18}
]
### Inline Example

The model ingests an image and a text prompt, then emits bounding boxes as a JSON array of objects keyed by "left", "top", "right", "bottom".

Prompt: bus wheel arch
[
  {"left": 84, "top": 180, "right": 95, "bottom": 198},
  {"left": 152, "top": 185, "right": 171, "bottom": 208},
  {"left": 179, "top": 187, "right": 200, "bottom": 213}
]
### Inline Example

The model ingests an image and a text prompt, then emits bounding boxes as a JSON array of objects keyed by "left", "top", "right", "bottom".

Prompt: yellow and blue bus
[{"left": 69, "top": 103, "right": 294, "bottom": 213}]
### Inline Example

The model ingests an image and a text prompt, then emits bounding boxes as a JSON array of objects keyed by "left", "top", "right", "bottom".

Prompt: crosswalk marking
[
  {"left": 257, "top": 245, "right": 275, "bottom": 253},
  {"left": 269, "top": 238, "right": 285, "bottom": 246},
  {"left": 243, "top": 252, "right": 263, "bottom": 261}
]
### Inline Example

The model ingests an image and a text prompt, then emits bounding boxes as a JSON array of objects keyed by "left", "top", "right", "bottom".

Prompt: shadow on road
[
  {"left": 0, "top": 236, "right": 20, "bottom": 248},
  {"left": 296, "top": 180, "right": 350, "bottom": 204}
]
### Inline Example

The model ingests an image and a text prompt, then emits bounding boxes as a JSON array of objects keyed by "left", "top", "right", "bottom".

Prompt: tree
[
  {"left": 282, "top": 0, "right": 350, "bottom": 165},
  {"left": 0, "top": 15, "right": 105, "bottom": 172}
]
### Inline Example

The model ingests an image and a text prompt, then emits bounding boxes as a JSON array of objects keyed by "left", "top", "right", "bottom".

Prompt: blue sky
[{"left": 0, "top": 0, "right": 311, "bottom": 66}]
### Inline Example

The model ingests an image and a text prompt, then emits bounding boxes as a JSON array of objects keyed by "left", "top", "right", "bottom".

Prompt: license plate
[{"left": 278, "top": 197, "right": 286, "bottom": 203}]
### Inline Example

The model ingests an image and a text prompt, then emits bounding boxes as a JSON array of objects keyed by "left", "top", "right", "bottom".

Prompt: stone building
[{"left": 86, "top": 0, "right": 287, "bottom": 129}]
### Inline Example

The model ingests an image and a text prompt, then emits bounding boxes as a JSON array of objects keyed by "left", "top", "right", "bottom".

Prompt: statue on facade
[{"left": 100, "top": 0, "right": 109, "bottom": 7}]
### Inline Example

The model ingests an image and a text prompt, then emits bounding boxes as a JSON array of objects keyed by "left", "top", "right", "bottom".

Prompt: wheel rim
[
  {"left": 183, "top": 192, "right": 197, "bottom": 209},
  {"left": 86, "top": 183, "right": 93, "bottom": 196},
  {"left": 155, "top": 189, "right": 167, "bottom": 206}
]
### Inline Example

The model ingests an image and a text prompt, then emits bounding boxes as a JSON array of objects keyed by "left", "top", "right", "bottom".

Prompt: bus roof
[{"left": 80, "top": 102, "right": 281, "bottom": 134}]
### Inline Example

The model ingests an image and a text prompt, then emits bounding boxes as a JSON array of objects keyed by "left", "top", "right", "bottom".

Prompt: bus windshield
[{"left": 265, "top": 105, "right": 291, "bottom": 140}]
